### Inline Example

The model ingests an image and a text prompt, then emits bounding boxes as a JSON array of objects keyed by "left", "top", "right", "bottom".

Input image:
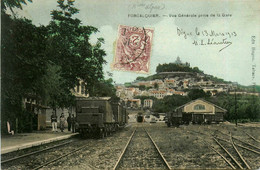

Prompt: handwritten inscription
[
  {"left": 128, "top": 3, "right": 165, "bottom": 13},
  {"left": 251, "top": 36, "right": 256, "bottom": 84},
  {"left": 177, "top": 27, "right": 237, "bottom": 52},
  {"left": 192, "top": 38, "right": 232, "bottom": 52}
]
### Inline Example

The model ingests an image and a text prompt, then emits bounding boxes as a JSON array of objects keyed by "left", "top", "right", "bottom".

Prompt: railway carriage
[
  {"left": 76, "top": 97, "right": 127, "bottom": 138},
  {"left": 166, "top": 111, "right": 182, "bottom": 127},
  {"left": 112, "top": 101, "right": 128, "bottom": 126}
]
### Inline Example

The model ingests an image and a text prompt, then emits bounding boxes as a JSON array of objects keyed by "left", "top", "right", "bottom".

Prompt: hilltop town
[{"left": 115, "top": 57, "right": 259, "bottom": 108}]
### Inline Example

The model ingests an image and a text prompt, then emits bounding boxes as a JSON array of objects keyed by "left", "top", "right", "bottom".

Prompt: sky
[{"left": 11, "top": 0, "right": 260, "bottom": 86}]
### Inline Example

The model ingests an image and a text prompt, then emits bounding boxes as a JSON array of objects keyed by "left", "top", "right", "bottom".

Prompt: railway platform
[{"left": 1, "top": 129, "right": 78, "bottom": 154}]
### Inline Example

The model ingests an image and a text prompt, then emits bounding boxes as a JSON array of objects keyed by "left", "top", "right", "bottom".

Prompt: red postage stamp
[{"left": 112, "top": 25, "right": 154, "bottom": 73}]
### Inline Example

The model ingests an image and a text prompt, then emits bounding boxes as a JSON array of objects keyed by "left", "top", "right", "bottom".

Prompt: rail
[
  {"left": 113, "top": 127, "right": 171, "bottom": 170},
  {"left": 230, "top": 133, "right": 251, "bottom": 169},
  {"left": 32, "top": 143, "right": 91, "bottom": 170},
  {"left": 1, "top": 140, "right": 74, "bottom": 164},
  {"left": 189, "top": 129, "right": 256, "bottom": 169},
  {"left": 202, "top": 140, "right": 236, "bottom": 169},
  {"left": 213, "top": 137, "right": 243, "bottom": 169},
  {"left": 145, "top": 128, "right": 171, "bottom": 170},
  {"left": 113, "top": 129, "right": 136, "bottom": 170},
  {"left": 244, "top": 131, "right": 260, "bottom": 143},
  {"left": 215, "top": 136, "right": 260, "bottom": 155}
]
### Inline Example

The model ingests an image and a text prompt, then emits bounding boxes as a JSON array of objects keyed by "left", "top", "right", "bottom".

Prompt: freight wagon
[
  {"left": 166, "top": 112, "right": 182, "bottom": 127},
  {"left": 76, "top": 97, "right": 127, "bottom": 138}
]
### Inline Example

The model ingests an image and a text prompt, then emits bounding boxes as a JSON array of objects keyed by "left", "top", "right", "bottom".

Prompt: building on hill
[
  {"left": 149, "top": 90, "right": 168, "bottom": 99},
  {"left": 126, "top": 99, "right": 141, "bottom": 108},
  {"left": 175, "top": 99, "right": 227, "bottom": 124},
  {"left": 229, "top": 91, "right": 260, "bottom": 96},
  {"left": 202, "top": 87, "right": 227, "bottom": 95},
  {"left": 173, "top": 90, "right": 187, "bottom": 96},
  {"left": 144, "top": 99, "right": 153, "bottom": 108},
  {"left": 164, "top": 78, "right": 177, "bottom": 87},
  {"left": 174, "top": 56, "right": 190, "bottom": 67}
]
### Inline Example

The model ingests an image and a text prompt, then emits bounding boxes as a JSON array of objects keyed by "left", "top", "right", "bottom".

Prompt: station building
[{"left": 175, "top": 99, "right": 227, "bottom": 123}]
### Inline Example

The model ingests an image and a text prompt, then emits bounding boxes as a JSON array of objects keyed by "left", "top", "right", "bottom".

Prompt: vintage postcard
[{"left": 1, "top": 0, "right": 259, "bottom": 169}]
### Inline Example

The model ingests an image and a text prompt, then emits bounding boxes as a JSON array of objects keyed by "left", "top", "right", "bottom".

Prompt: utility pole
[{"left": 235, "top": 87, "right": 237, "bottom": 127}]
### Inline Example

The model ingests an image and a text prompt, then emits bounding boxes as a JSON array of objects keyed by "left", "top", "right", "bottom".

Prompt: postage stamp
[{"left": 112, "top": 25, "right": 154, "bottom": 73}]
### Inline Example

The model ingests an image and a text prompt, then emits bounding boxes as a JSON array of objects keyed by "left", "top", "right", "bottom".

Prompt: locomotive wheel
[
  {"left": 99, "top": 131, "right": 104, "bottom": 139},
  {"left": 80, "top": 131, "right": 84, "bottom": 138},
  {"left": 115, "top": 124, "right": 119, "bottom": 131},
  {"left": 81, "top": 129, "right": 88, "bottom": 139},
  {"left": 100, "top": 128, "right": 105, "bottom": 139}
]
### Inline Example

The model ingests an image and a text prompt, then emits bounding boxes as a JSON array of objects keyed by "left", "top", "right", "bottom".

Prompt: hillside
[{"left": 127, "top": 61, "right": 259, "bottom": 93}]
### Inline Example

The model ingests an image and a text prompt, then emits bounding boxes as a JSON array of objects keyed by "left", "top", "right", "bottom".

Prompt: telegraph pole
[{"left": 235, "top": 88, "right": 237, "bottom": 126}]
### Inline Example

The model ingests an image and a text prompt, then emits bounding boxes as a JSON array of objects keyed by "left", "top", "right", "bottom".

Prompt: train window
[{"left": 194, "top": 104, "right": 205, "bottom": 110}]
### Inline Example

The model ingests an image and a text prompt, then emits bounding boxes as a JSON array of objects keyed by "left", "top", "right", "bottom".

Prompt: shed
[{"left": 175, "top": 99, "right": 227, "bottom": 123}]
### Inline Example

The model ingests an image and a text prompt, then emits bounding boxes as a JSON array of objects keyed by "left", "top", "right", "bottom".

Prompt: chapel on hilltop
[{"left": 174, "top": 56, "right": 190, "bottom": 67}]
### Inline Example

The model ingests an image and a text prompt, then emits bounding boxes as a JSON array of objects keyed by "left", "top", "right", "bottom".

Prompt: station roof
[{"left": 175, "top": 98, "right": 227, "bottom": 112}]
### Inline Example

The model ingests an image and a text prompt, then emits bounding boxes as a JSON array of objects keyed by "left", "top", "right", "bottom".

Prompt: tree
[
  {"left": 188, "top": 89, "right": 210, "bottom": 100},
  {"left": 1, "top": 0, "right": 32, "bottom": 13},
  {"left": 152, "top": 95, "right": 190, "bottom": 113},
  {"left": 46, "top": 0, "right": 106, "bottom": 102},
  {"left": 1, "top": 9, "right": 49, "bottom": 133},
  {"left": 207, "top": 93, "right": 260, "bottom": 122},
  {"left": 193, "top": 67, "right": 203, "bottom": 73},
  {"left": 1, "top": 0, "right": 107, "bottom": 133},
  {"left": 139, "top": 85, "right": 146, "bottom": 91},
  {"left": 91, "top": 78, "right": 119, "bottom": 101},
  {"left": 154, "top": 83, "right": 159, "bottom": 89},
  {"left": 136, "top": 76, "right": 146, "bottom": 81},
  {"left": 155, "top": 62, "right": 203, "bottom": 73}
]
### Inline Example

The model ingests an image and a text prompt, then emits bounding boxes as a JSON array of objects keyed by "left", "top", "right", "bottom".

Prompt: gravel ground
[
  {"left": 1, "top": 138, "right": 76, "bottom": 162},
  {"left": 47, "top": 127, "right": 133, "bottom": 170},
  {"left": 117, "top": 127, "right": 168, "bottom": 169},
  {"left": 2, "top": 122, "right": 259, "bottom": 169},
  {"left": 146, "top": 122, "right": 260, "bottom": 169},
  {"left": 2, "top": 138, "right": 90, "bottom": 170}
]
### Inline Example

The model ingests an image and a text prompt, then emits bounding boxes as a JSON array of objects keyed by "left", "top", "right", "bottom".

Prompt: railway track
[
  {"left": 113, "top": 127, "right": 171, "bottom": 170},
  {"left": 1, "top": 138, "right": 96, "bottom": 170},
  {"left": 244, "top": 131, "right": 260, "bottom": 143},
  {"left": 189, "top": 129, "right": 255, "bottom": 169},
  {"left": 213, "top": 129, "right": 260, "bottom": 153},
  {"left": 1, "top": 139, "right": 75, "bottom": 165},
  {"left": 32, "top": 143, "right": 94, "bottom": 170}
]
